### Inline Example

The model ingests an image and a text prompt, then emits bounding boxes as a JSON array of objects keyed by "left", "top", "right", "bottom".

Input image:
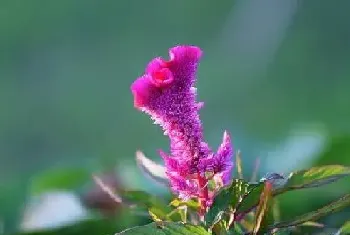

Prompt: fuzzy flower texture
[{"left": 131, "top": 45, "right": 234, "bottom": 213}]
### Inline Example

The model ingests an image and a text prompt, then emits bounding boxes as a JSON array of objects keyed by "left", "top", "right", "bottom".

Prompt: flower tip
[
  {"left": 169, "top": 45, "right": 203, "bottom": 63},
  {"left": 222, "top": 130, "right": 231, "bottom": 143},
  {"left": 216, "top": 130, "right": 233, "bottom": 161}
]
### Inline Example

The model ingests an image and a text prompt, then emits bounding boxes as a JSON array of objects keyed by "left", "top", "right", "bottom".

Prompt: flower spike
[{"left": 131, "top": 45, "right": 234, "bottom": 215}]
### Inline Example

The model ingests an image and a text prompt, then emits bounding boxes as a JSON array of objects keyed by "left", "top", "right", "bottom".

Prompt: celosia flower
[{"left": 131, "top": 45, "right": 234, "bottom": 212}]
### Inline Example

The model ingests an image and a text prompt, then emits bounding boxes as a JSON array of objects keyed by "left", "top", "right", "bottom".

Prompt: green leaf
[
  {"left": 30, "top": 167, "right": 91, "bottom": 195},
  {"left": 235, "top": 183, "right": 264, "bottom": 214},
  {"left": 205, "top": 179, "right": 249, "bottom": 227},
  {"left": 271, "top": 194, "right": 350, "bottom": 230},
  {"left": 275, "top": 165, "right": 350, "bottom": 195},
  {"left": 276, "top": 138, "right": 350, "bottom": 221},
  {"left": 338, "top": 220, "right": 350, "bottom": 235},
  {"left": 116, "top": 222, "right": 210, "bottom": 235},
  {"left": 236, "top": 173, "right": 283, "bottom": 215},
  {"left": 205, "top": 179, "right": 270, "bottom": 228}
]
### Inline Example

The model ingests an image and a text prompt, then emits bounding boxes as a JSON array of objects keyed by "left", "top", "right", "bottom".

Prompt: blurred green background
[{"left": 1, "top": 0, "right": 350, "bottom": 234}]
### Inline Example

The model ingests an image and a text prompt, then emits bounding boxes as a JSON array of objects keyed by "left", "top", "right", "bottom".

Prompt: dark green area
[
  {"left": 11, "top": 215, "right": 147, "bottom": 235},
  {"left": 116, "top": 222, "right": 210, "bottom": 235}
]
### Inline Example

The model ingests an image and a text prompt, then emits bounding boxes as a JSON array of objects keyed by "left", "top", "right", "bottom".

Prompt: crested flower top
[
  {"left": 131, "top": 46, "right": 206, "bottom": 162},
  {"left": 131, "top": 45, "right": 234, "bottom": 212}
]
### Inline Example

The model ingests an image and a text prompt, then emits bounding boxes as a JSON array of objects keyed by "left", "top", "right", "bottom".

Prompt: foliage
[
  {"left": 103, "top": 156, "right": 350, "bottom": 235},
  {"left": 271, "top": 194, "right": 350, "bottom": 230},
  {"left": 11, "top": 156, "right": 349, "bottom": 235},
  {"left": 5, "top": 122, "right": 349, "bottom": 235}
]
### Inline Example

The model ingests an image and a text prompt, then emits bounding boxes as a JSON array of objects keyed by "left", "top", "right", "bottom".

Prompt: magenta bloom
[{"left": 131, "top": 45, "right": 233, "bottom": 211}]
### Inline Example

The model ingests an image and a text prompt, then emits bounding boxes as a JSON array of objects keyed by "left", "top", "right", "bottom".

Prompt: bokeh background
[{"left": 1, "top": 0, "right": 350, "bottom": 234}]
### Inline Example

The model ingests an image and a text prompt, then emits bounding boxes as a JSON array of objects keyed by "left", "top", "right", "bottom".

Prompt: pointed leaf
[
  {"left": 271, "top": 194, "right": 350, "bottom": 230},
  {"left": 338, "top": 220, "right": 350, "bottom": 235},
  {"left": 275, "top": 165, "right": 350, "bottom": 195},
  {"left": 135, "top": 151, "right": 168, "bottom": 186},
  {"left": 116, "top": 222, "right": 210, "bottom": 235},
  {"left": 299, "top": 221, "right": 324, "bottom": 228}
]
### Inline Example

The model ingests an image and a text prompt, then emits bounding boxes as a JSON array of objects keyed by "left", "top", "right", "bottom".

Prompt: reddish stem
[{"left": 197, "top": 173, "right": 209, "bottom": 217}]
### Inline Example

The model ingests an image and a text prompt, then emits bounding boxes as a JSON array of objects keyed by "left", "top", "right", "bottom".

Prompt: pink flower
[{"left": 131, "top": 45, "right": 234, "bottom": 206}]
